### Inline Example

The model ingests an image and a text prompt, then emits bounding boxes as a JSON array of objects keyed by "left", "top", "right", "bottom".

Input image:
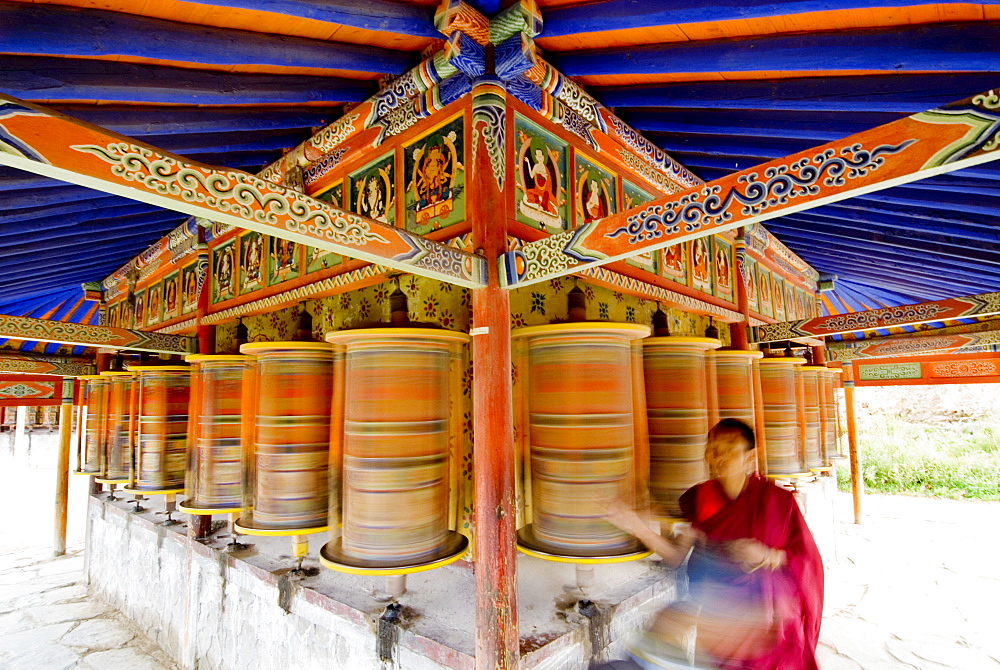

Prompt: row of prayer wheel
[
  {"left": 0, "top": 405, "right": 59, "bottom": 429},
  {"left": 73, "top": 320, "right": 841, "bottom": 571}
]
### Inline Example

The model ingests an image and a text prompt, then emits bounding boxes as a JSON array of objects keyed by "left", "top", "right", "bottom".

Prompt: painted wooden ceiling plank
[
  {"left": 501, "top": 87, "right": 1000, "bottom": 289},
  {"left": 0, "top": 313, "right": 192, "bottom": 353},
  {"left": 797, "top": 249, "right": 1000, "bottom": 289},
  {"left": 778, "top": 210, "right": 1000, "bottom": 244},
  {"left": 1, "top": 2, "right": 415, "bottom": 74},
  {"left": 0, "top": 212, "right": 184, "bottom": 243},
  {"left": 0, "top": 56, "right": 375, "bottom": 105},
  {"left": 0, "top": 95, "right": 487, "bottom": 288},
  {"left": 552, "top": 22, "right": 1000, "bottom": 76},
  {"left": 65, "top": 109, "right": 334, "bottom": 136}
]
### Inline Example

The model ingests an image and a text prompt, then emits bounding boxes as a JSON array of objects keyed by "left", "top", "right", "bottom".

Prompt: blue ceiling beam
[
  {"left": 828, "top": 199, "right": 1000, "bottom": 233},
  {"left": 2, "top": 3, "right": 415, "bottom": 75},
  {"left": 623, "top": 111, "right": 885, "bottom": 141},
  {"left": 768, "top": 226, "right": 1000, "bottom": 274},
  {"left": 0, "top": 293, "right": 68, "bottom": 316},
  {"left": 0, "top": 168, "right": 67, "bottom": 192},
  {"left": 591, "top": 73, "right": 1000, "bottom": 112},
  {"left": 858, "top": 188, "right": 1000, "bottom": 218},
  {"left": 543, "top": 0, "right": 1000, "bottom": 37},
  {"left": 1, "top": 56, "right": 374, "bottom": 105},
  {"left": 551, "top": 22, "right": 1000, "bottom": 76},
  {"left": 180, "top": 0, "right": 438, "bottom": 38},
  {"left": 146, "top": 129, "right": 311, "bottom": 156},
  {"left": 778, "top": 208, "right": 1000, "bottom": 245},
  {"left": 811, "top": 266, "right": 980, "bottom": 301},
  {"left": 0, "top": 257, "right": 151, "bottom": 287},
  {"left": 767, "top": 221, "right": 1000, "bottom": 267},
  {"left": 796, "top": 251, "right": 998, "bottom": 294},
  {"left": 649, "top": 133, "right": 816, "bottom": 159},
  {"left": 0, "top": 186, "right": 113, "bottom": 211},
  {"left": 0, "top": 197, "right": 135, "bottom": 225},
  {"left": 0, "top": 209, "right": 179, "bottom": 240},
  {"left": 0, "top": 224, "right": 182, "bottom": 259},
  {"left": 64, "top": 108, "right": 334, "bottom": 136},
  {"left": 796, "top": 246, "right": 1000, "bottom": 283},
  {"left": 837, "top": 280, "right": 924, "bottom": 306}
]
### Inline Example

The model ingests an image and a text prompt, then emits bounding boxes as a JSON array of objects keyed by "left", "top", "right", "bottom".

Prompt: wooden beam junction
[
  {"left": 826, "top": 325, "right": 1000, "bottom": 361},
  {"left": 501, "top": 88, "right": 1000, "bottom": 289},
  {"left": 0, "top": 95, "right": 487, "bottom": 289},
  {"left": 0, "top": 314, "right": 193, "bottom": 354},
  {"left": 752, "top": 290, "right": 1000, "bottom": 343},
  {"left": 0, "top": 352, "right": 94, "bottom": 376}
]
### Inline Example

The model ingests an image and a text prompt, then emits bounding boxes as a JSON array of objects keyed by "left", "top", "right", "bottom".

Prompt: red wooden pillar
[
  {"left": 469, "top": 78, "right": 519, "bottom": 670},
  {"left": 730, "top": 228, "right": 751, "bottom": 351}
]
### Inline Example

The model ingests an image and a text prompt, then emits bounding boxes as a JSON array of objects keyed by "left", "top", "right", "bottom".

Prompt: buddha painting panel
[
  {"left": 350, "top": 152, "right": 395, "bottom": 226},
  {"left": 514, "top": 116, "right": 568, "bottom": 232},
  {"left": 405, "top": 116, "right": 465, "bottom": 235}
]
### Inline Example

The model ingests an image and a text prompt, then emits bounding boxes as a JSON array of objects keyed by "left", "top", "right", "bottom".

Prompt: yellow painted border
[
  {"left": 233, "top": 518, "right": 329, "bottom": 537},
  {"left": 123, "top": 487, "right": 184, "bottom": 496},
  {"left": 645, "top": 336, "right": 722, "bottom": 350},
  {"left": 515, "top": 543, "right": 653, "bottom": 565},
  {"left": 511, "top": 322, "right": 651, "bottom": 340},
  {"left": 766, "top": 472, "right": 814, "bottom": 480},
  {"left": 712, "top": 350, "right": 764, "bottom": 358},
  {"left": 240, "top": 341, "right": 334, "bottom": 355},
  {"left": 99, "top": 371, "right": 134, "bottom": 377},
  {"left": 73, "top": 470, "right": 100, "bottom": 475},
  {"left": 94, "top": 477, "right": 128, "bottom": 485},
  {"left": 185, "top": 354, "right": 248, "bottom": 363},
  {"left": 178, "top": 502, "right": 242, "bottom": 515},
  {"left": 319, "top": 534, "right": 469, "bottom": 576},
  {"left": 128, "top": 366, "right": 189, "bottom": 372},
  {"left": 758, "top": 357, "right": 807, "bottom": 366},
  {"left": 325, "top": 327, "right": 471, "bottom": 344}
]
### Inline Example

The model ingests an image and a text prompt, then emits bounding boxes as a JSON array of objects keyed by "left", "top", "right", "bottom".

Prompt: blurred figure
[{"left": 603, "top": 419, "right": 823, "bottom": 669}]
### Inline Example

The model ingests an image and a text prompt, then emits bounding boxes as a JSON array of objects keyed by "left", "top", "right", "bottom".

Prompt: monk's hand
[
  {"left": 727, "top": 538, "right": 784, "bottom": 572},
  {"left": 603, "top": 499, "right": 647, "bottom": 538}
]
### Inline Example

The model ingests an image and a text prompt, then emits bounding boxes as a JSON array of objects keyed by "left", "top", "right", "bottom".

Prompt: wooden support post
[
  {"left": 751, "top": 361, "right": 768, "bottom": 474},
  {"left": 188, "top": 514, "right": 213, "bottom": 540},
  {"left": 54, "top": 378, "right": 74, "bottom": 556},
  {"left": 469, "top": 78, "right": 518, "bottom": 670},
  {"left": 843, "top": 367, "right": 863, "bottom": 524}
]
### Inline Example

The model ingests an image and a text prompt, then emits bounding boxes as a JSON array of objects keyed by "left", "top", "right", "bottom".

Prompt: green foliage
[{"left": 835, "top": 408, "right": 1000, "bottom": 501}]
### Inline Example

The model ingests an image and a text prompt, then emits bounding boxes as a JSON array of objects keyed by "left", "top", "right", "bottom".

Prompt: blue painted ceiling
[{"left": 0, "top": 0, "right": 998, "bottom": 343}]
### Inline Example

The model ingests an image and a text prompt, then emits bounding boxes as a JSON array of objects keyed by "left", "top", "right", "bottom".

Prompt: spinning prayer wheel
[
  {"left": 713, "top": 350, "right": 763, "bottom": 424},
  {"left": 758, "top": 357, "right": 806, "bottom": 475},
  {"left": 95, "top": 371, "right": 134, "bottom": 485},
  {"left": 643, "top": 336, "right": 721, "bottom": 518},
  {"left": 1, "top": 407, "right": 14, "bottom": 430},
  {"left": 42, "top": 405, "right": 59, "bottom": 429},
  {"left": 513, "top": 322, "right": 651, "bottom": 563},
  {"left": 126, "top": 366, "right": 190, "bottom": 494},
  {"left": 179, "top": 355, "right": 250, "bottom": 515},
  {"left": 236, "top": 342, "right": 334, "bottom": 539},
  {"left": 819, "top": 368, "right": 842, "bottom": 465},
  {"left": 320, "top": 328, "right": 469, "bottom": 575},
  {"left": 75, "top": 375, "right": 108, "bottom": 474},
  {"left": 798, "top": 366, "right": 826, "bottom": 470}
]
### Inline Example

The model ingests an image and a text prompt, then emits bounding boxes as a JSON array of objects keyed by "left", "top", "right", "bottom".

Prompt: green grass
[{"left": 835, "top": 414, "right": 1000, "bottom": 500}]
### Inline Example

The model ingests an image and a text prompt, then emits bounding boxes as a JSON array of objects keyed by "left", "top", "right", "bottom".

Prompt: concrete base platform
[{"left": 85, "top": 495, "right": 681, "bottom": 670}]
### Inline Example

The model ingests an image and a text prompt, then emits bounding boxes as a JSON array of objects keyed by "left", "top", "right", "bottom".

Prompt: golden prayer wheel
[
  {"left": 320, "top": 328, "right": 469, "bottom": 575},
  {"left": 75, "top": 375, "right": 108, "bottom": 474},
  {"left": 179, "top": 355, "right": 250, "bottom": 515},
  {"left": 714, "top": 350, "right": 763, "bottom": 424},
  {"left": 95, "top": 371, "right": 134, "bottom": 485},
  {"left": 758, "top": 357, "right": 807, "bottom": 476},
  {"left": 819, "top": 368, "right": 842, "bottom": 466},
  {"left": 236, "top": 342, "right": 334, "bottom": 536},
  {"left": 798, "top": 366, "right": 826, "bottom": 470},
  {"left": 513, "top": 322, "right": 651, "bottom": 563},
  {"left": 125, "top": 366, "right": 190, "bottom": 494},
  {"left": 643, "top": 336, "right": 721, "bottom": 518}
]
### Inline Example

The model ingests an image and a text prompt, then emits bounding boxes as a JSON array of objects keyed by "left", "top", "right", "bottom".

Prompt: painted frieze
[
  {"left": 857, "top": 362, "right": 922, "bottom": 381},
  {"left": 690, "top": 237, "right": 712, "bottom": 294},
  {"left": 743, "top": 255, "right": 759, "bottom": 313},
  {"left": 757, "top": 269, "right": 772, "bottom": 318},
  {"left": 349, "top": 152, "right": 396, "bottom": 226},
  {"left": 574, "top": 154, "right": 616, "bottom": 227},
  {"left": 514, "top": 116, "right": 569, "bottom": 233},
  {"left": 181, "top": 262, "right": 200, "bottom": 315},
  {"left": 404, "top": 115, "right": 466, "bottom": 235},
  {"left": 163, "top": 271, "right": 181, "bottom": 322},
  {"left": 772, "top": 275, "right": 786, "bottom": 322},
  {"left": 660, "top": 243, "right": 687, "bottom": 285},
  {"left": 146, "top": 283, "right": 163, "bottom": 327},
  {"left": 267, "top": 236, "right": 300, "bottom": 286},
  {"left": 133, "top": 289, "right": 146, "bottom": 329}
]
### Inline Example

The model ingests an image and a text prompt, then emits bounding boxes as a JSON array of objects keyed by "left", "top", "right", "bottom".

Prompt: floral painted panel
[
  {"left": 514, "top": 116, "right": 569, "bottom": 233},
  {"left": 349, "top": 152, "right": 396, "bottom": 226},
  {"left": 211, "top": 240, "right": 236, "bottom": 304},
  {"left": 404, "top": 115, "right": 466, "bottom": 235}
]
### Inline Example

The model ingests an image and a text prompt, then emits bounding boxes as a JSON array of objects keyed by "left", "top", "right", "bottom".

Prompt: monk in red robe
[{"left": 606, "top": 419, "right": 824, "bottom": 669}]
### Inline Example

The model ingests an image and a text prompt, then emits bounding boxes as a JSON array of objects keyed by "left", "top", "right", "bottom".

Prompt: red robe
[{"left": 680, "top": 476, "right": 823, "bottom": 670}]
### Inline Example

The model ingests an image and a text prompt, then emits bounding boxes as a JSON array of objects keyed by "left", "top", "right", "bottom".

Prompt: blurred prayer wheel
[
  {"left": 798, "top": 366, "right": 826, "bottom": 470},
  {"left": 236, "top": 342, "right": 334, "bottom": 535},
  {"left": 714, "top": 350, "right": 763, "bottom": 424},
  {"left": 2, "top": 407, "right": 14, "bottom": 429},
  {"left": 643, "top": 336, "right": 721, "bottom": 518},
  {"left": 758, "top": 357, "right": 806, "bottom": 475},
  {"left": 513, "top": 322, "right": 651, "bottom": 562},
  {"left": 95, "top": 371, "right": 134, "bottom": 484},
  {"left": 179, "top": 355, "right": 250, "bottom": 515},
  {"left": 126, "top": 366, "right": 190, "bottom": 494},
  {"left": 75, "top": 375, "right": 108, "bottom": 474},
  {"left": 320, "top": 328, "right": 469, "bottom": 575},
  {"left": 819, "top": 368, "right": 842, "bottom": 466}
]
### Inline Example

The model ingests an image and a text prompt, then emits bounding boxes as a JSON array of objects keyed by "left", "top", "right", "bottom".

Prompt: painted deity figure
[
  {"left": 358, "top": 176, "right": 388, "bottom": 223},
  {"left": 716, "top": 247, "right": 731, "bottom": 290},
  {"left": 217, "top": 246, "right": 234, "bottom": 294},
  {"left": 524, "top": 148, "right": 558, "bottom": 215},
  {"left": 134, "top": 295, "right": 145, "bottom": 327},
  {"left": 244, "top": 234, "right": 263, "bottom": 285},
  {"left": 692, "top": 238, "right": 711, "bottom": 284},
  {"left": 582, "top": 178, "right": 608, "bottom": 223},
  {"left": 164, "top": 280, "right": 178, "bottom": 316},
  {"left": 271, "top": 238, "right": 297, "bottom": 282},
  {"left": 663, "top": 244, "right": 684, "bottom": 276},
  {"left": 184, "top": 270, "right": 198, "bottom": 308},
  {"left": 147, "top": 290, "right": 160, "bottom": 322}
]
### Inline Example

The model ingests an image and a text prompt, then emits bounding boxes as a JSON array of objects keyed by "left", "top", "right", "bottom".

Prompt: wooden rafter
[
  {"left": 500, "top": 88, "right": 1000, "bottom": 288},
  {"left": 0, "top": 314, "right": 193, "bottom": 354},
  {"left": 826, "top": 323, "right": 1000, "bottom": 361},
  {"left": 0, "top": 352, "right": 94, "bottom": 376},
  {"left": 752, "top": 290, "right": 1000, "bottom": 343},
  {"left": 0, "top": 95, "right": 487, "bottom": 289}
]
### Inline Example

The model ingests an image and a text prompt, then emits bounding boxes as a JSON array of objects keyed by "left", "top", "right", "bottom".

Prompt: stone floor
[
  {"left": 0, "top": 546, "right": 178, "bottom": 670},
  {"left": 818, "top": 492, "right": 1000, "bottom": 669}
]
